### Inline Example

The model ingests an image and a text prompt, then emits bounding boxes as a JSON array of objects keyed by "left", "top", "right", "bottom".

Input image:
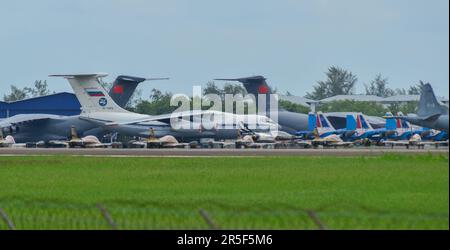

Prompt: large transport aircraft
[
  {"left": 50, "top": 73, "right": 278, "bottom": 142},
  {"left": 393, "top": 83, "right": 449, "bottom": 133},
  {"left": 215, "top": 76, "right": 308, "bottom": 134},
  {"left": 0, "top": 75, "right": 166, "bottom": 143},
  {"left": 215, "top": 76, "right": 386, "bottom": 133}
]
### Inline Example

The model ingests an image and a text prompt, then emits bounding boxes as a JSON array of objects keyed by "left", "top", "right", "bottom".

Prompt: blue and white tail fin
[
  {"left": 307, "top": 112, "right": 335, "bottom": 136},
  {"left": 346, "top": 113, "right": 372, "bottom": 132},
  {"left": 396, "top": 112, "right": 411, "bottom": 129},
  {"left": 49, "top": 73, "right": 131, "bottom": 114},
  {"left": 385, "top": 112, "right": 397, "bottom": 130},
  {"left": 308, "top": 112, "right": 316, "bottom": 131},
  {"left": 316, "top": 112, "right": 335, "bottom": 135},
  {"left": 346, "top": 114, "right": 357, "bottom": 131},
  {"left": 357, "top": 113, "right": 373, "bottom": 130}
]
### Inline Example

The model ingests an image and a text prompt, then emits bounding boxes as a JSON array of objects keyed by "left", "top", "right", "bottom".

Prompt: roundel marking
[{"left": 99, "top": 97, "right": 108, "bottom": 107}]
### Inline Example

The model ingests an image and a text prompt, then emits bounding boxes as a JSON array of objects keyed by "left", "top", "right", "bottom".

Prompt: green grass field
[{"left": 0, "top": 154, "right": 448, "bottom": 230}]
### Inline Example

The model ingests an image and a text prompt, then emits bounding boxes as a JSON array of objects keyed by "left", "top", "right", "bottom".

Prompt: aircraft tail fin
[
  {"left": 396, "top": 112, "right": 411, "bottom": 129},
  {"left": 417, "top": 83, "right": 447, "bottom": 117},
  {"left": 70, "top": 126, "right": 79, "bottom": 140},
  {"left": 308, "top": 112, "right": 317, "bottom": 131},
  {"left": 385, "top": 112, "right": 397, "bottom": 130},
  {"left": 357, "top": 113, "right": 373, "bottom": 130},
  {"left": 317, "top": 112, "right": 335, "bottom": 130},
  {"left": 215, "top": 75, "right": 272, "bottom": 95},
  {"left": 215, "top": 76, "right": 272, "bottom": 114},
  {"left": 314, "top": 112, "right": 335, "bottom": 135},
  {"left": 109, "top": 75, "right": 169, "bottom": 108},
  {"left": 49, "top": 73, "right": 130, "bottom": 114},
  {"left": 346, "top": 114, "right": 357, "bottom": 131}
]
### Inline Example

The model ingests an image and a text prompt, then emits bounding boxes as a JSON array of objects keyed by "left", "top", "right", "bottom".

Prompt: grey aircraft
[
  {"left": 394, "top": 83, "right": 449, "bottom": 133},
  {"left": 215, "top": 76, "right": 309, "bottom": 134},
  {"left": 0, "top": 75, "right": 163, "bottom": 143},
  {"left": 49, "top": 73, "right": 277, "bottom": 143},
  {"left": 215, "top": 76, "right": 385, "bottom": 134}
]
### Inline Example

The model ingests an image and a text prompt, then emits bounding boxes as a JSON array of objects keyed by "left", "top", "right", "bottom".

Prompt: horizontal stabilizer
[{"left": 49, "top": 73, "right": 108, "bottom": 78}]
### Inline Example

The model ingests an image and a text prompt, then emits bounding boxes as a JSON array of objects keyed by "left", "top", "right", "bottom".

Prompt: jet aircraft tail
[
  {"left": 417, "top": 83, "right": 448, "bottom": 118},
  {"left": 385, "top": 112, "right": 397, "bottom": 130},
  {"left": 346, "top": 114, "right": 357, "bottom": 131},
  {"left": 396, "top": 112, "right": 411, "bottom": 129},
  {"left": 49, "top": 73, "right": 131, "bottom": 114},
  {"left": 214, "top": 76, "right": 273, "bottom": 114},
  {"left": 316, "top": 112, "right": 335, "bottom": 131},
  {"left": 356, "top": 113, "right": 373, "bottom": 130},
  {"left": 70, "top": 126, "right": 79, "bottom": 140},
  {"left": 109, "top": 75, "right": 169, "bottom": 108}
]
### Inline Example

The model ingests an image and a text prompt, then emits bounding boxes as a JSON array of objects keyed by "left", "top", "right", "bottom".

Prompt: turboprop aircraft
[
  {"left": 50, "top": 73, "right": 279, "bottom": 142},
  {"left": 0, "top": 75, "right": 166, "bottom": 144}
]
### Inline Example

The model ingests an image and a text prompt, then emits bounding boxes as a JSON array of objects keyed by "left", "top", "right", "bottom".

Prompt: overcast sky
[{"left": 0, "top": 0, "right": 448, "bottom": 99}]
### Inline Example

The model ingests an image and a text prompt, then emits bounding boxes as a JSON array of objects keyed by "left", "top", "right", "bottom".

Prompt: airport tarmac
[{"left": 0, "top": 147, "right": 448, "bottom": 157}]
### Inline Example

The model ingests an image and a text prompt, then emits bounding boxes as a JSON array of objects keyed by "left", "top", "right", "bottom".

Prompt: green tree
[
  {"left": 134, "top": 89, "right": 177, "bottom": 115},
  {"left": 26, "top": 80, "right": 52, "bottom": 97},
  {"left": 222, "top": 83, "right": 246, "bottom": 96},
  {"left": 388, "top": 102, "right": 418, "bottom": 115},
  {"left": 408, "top": 81, "right": 426, "bottom": 95},
  {"left": 278, "top": 100, "right": 310, "bottom": 114},
  {"left": 203, "top": 81, "right": 223, "bottom": 96},
  {"left": 3, "top": 85, "right": 29, "bottom": 102},
  {"left": 364, "top": 74, "right": 394, "bottom": 97},
  {"left": 306, "top": 66, "right": 357, "bottom": 100},
  {"left": 124, "top": 88, "right": 143, "bottom": 111},
  {"left": 3, "top": 80, "right": 53, "bottom": 102}
]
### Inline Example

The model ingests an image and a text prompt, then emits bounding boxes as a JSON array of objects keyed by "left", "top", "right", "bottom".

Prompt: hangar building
[{"left": 0, "top": 92, "right": 81, "bottom": 119}]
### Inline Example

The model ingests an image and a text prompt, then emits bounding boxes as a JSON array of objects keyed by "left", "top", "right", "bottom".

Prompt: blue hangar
[{"left": 0, "top": 92, "right": 81, "bottom": 119}]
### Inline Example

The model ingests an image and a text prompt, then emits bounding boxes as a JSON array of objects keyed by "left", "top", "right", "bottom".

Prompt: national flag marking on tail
[
  {"left": 113, "top": 85, "right": 124, "bottom": 94},
  {"left": 84, "top": 88, "right": 105, "bottom": 97},
  {"left": 258, "top": 85, "right": 269, "bottom": 94}
]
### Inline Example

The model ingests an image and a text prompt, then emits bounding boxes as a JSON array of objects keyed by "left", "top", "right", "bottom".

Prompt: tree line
[{"left": 2, "top": 66, "right": 434, "bottom": 116}]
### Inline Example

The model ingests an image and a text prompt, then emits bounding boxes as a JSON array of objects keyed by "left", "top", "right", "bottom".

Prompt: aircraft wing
[
  {"left": 332, "top": 141, "right": 353, "bottom": 146},
  {"left": 418, "top": 141, "right": 449, "bottom": 146},
  {"left": 392, "top": 114, "right": 441, "bottom": 122},
  {"left": 0, "top": 114, "right": 60, "bottom": 128},
  {"left": 383, "top": 140, "right": 409, "bottom": 146},
  {"left": 103, "top": 110, "right": 210, "bottom": 126}
]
